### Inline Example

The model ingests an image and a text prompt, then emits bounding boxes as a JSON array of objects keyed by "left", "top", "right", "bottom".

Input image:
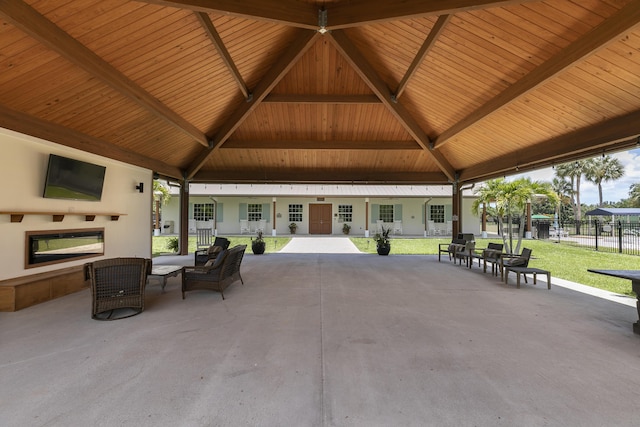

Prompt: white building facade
[{"left": 161, "top": 184, "right": 481, "bottom": 237}]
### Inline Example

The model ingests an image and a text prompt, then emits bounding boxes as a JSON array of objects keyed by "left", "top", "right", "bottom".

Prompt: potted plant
[
  {"left": 342, "top": 223, "right": 351, "bottom": 235},
  {"left": 166, "top": 237, "right": 179, "bottom": 253},
  {"left": 251, "top": 230, "right": 266, "bottom": 254},
  {"left": 289, "top": 222, "right": 298, "bottom": 234},
  {"left": 373, "top": 226, "right": 391, "bottom": 255}
]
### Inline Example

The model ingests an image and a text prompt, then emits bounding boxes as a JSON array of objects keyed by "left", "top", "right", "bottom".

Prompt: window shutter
[
  {"left": 216, "top": 203, "right": 223, "bottom": 222},
  {"left": 239, "top": 203, "right": 247, "bottom": 220},
  {"left": 262, "top": 203, "right": 271, "bottom": 221},
  {"left": 188, "top": 203, "right": 194, "bottom": 218},
  {"left": 422, "top": 204, "right": 426, "bottom": 224},
  {"left": 394, "top": 204, "right": 403, "bottom": 220},
  {"left": 371, "top": 204, "right": 379, "bottom": 222},
  {"left": 445, "top": 204, "right": 452, "bottom": 221}
]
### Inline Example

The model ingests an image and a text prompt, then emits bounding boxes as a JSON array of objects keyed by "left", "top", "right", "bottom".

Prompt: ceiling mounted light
[{"left": 318, "top": 9, "right": 328, "bottom": 34}]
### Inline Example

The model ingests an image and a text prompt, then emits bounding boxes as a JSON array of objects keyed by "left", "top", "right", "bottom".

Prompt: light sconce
[{"left": 135, "top": 182, "right": 144, "bottom": 193}]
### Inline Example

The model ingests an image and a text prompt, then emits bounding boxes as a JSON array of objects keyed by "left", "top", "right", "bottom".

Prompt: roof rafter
[
  {"left": 327, "top": 0, "right": 535, "bottom": 29},
  {"left": 395, "top": 14, "right": 451, "bottom": 99},
  {"left": 191, "top": 169, "right": 448, "bottom": 184},
  {"left": 434, "top": 0, "right": 640, "bottom": 149},
  {"left": 263, "top": 94, "right": 381, "bottom": 104},
  {"left": 138, "top": 0, "right": 318, "bottom": 29},
  {"left": 460, "top": 109, "right": 640, "bottom": 183},
  {"left": 196, "top": 12, "right": 249, "bottom": 100},
  {"left": 0, "top": 105, "right": 183, "bottom": 178},
  {"left": 221, "top": 140, "right": 420, "bottom": 150},
  {"left": 328, "top": 30, "right": 456, "bottom": 181},
  {"left": 186, "top": 30, "right": 320, "bottom": 179},
  {"left": 0, "top": 0, "right": 209, "bottom": 148}
]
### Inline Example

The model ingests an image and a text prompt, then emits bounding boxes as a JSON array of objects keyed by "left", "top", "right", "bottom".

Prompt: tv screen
[{"left": 43, "top": 154, "right": 106, "bottom": 201}]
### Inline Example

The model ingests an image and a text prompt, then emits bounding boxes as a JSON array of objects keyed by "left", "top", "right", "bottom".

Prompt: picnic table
[{"left": 588, "top": 269, "right": 640, "bottom": 334}]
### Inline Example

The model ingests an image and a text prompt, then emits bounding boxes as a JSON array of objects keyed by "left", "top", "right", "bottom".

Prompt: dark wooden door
[{"left": 309, "top": 204, "right": 332, "bottom": 234}]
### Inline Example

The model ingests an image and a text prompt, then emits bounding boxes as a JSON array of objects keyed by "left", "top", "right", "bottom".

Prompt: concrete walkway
[
  {"left": 279, "top": 237, "right": 361, "bottom": 253},
  {"left": 2, "top": 244, "right": 640, "bottom": 426}
]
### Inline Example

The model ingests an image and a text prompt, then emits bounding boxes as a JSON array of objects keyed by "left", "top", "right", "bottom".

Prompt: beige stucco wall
[{"left": 0, "top": 128, "right": 152, "bottom": 280}]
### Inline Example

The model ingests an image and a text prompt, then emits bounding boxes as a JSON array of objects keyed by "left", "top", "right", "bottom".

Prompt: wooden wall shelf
[{"left": 0, "top": 211, "right": 126, "bottom": 223}]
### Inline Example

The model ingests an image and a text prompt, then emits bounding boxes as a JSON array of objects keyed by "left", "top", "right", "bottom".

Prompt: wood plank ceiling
[{"left": 1, "top": 0, "right": 639, "bottom": 186}]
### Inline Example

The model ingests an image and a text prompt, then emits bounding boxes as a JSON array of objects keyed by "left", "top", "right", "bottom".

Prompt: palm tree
[
  {"left": 473, "top": 178, "right": 557, "bottom": 254},
  {"left": 555, "top": 160, "right": 587, "bottom": 225},
  {"left": 629, "top": 183, "right": 640, "bottom": 207},
  {"left": 584, "top": 156, "right": 625, "bottom": 206}
]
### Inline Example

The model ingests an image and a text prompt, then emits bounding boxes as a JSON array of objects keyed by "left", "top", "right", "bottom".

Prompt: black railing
[{"left": 536, "top": 219, "right": 640, "bottom": 256}]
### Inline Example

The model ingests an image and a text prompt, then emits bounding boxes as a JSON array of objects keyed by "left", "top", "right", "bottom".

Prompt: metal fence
[{"left": 535, "top": 219, "right": 640, "bottom": 256}]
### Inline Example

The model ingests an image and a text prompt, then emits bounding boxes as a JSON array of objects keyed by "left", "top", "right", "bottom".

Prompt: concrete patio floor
[{"left": 2, "top": 240, "right": 640, "bottom": 426}]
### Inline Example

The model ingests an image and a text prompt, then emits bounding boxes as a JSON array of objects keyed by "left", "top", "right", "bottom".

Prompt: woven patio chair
[{"left": 85, "top": 257, "right": 151, "bottom": 320}]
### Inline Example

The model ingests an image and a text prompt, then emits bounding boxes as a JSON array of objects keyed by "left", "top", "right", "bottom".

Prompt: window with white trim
[
  {"left": 193, "top": 203, "right": 215, "bottom": 221},
  {"left": 338, "top": 204, "right": 352, "bottom": 222},
  {"left": 248, "top": 203, "right": 262, "bottom": 221},
  {"left": 430, "top": 205, "right": 445, "bottom": 223},
  {"left": 289, "top": 204, "right": 303, "bottom": 222},
  {"left": 379, "top": 204, "right": 394, "bottom": 223}
]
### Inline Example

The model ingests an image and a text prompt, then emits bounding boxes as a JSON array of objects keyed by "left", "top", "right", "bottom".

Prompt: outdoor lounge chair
[
  {"left": 194, "top": 236, "right": 231, "bottom": 266},
  {"left": 85, "top": 257, "right": 151, "bottom": 320},
  {"left": 468, "top": 242, "right": 504, "bottom": 274},
  {"left": 439, "top": 233, "right": 475, "bottom": 263},
  {"left": 499, "top": 248, "right": 533, "bottom": 281},
  {"left": 182, "top": 245, "right": 247, "bottom": 300}
]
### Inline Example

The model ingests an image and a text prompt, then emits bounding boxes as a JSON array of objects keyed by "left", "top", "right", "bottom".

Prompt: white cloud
[{"left": 508, "top": 148, "right": 640, "bottom": 205}]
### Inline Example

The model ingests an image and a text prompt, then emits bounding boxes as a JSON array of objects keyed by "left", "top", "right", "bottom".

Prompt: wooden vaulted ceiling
[{"left": 1, "top": 0, "right": 640, "bottom": 185}]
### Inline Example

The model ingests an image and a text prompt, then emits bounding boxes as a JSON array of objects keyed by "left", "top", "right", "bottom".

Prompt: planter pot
[
  {"left": 376, "top": 244, "right": 391, "bottom": 255},
  {"left": 252, "top": 241, "right": 266, "bottom": 255}
]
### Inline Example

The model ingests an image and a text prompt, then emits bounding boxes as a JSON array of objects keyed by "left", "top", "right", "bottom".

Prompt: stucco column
[
  {"left": 272, "top": 197, "right": 277, "bottom": 236},
  {"left": 179, "top": 181, "right": 189, "bottom": 256},
  {"left": 365, "top": 198, "right": 370, "bottom": 238}
]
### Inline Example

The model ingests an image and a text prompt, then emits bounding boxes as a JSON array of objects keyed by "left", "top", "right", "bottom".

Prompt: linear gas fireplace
[{"left": 26, "top": 228, "right": 104, "bottom": 268}]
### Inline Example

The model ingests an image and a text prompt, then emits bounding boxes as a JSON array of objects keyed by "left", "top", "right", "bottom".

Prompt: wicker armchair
[
  {"left": 85, "top": 257, "right": 151, "bottom": 320},
  {"left": 182, "top": 245, "right": 246, "bottom": 300}
]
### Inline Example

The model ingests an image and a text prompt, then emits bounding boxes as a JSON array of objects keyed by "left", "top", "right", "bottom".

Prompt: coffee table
[{"left": 148, "top": 265, "right": 182, "bottom": 292}]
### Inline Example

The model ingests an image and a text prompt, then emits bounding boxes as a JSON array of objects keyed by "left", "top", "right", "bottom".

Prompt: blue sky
[{"left": 510, "top": 148, "right": 640, "bottom": 206}]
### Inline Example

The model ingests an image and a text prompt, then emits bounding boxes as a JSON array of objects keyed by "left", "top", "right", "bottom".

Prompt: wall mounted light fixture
[{"left": 135, "top": 182, "right": 144, "bottom": 193}]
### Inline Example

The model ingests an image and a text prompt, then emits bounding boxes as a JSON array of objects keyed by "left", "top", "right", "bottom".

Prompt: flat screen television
[{"left": 43, "top": 154, "right": 106, "bottom": 201}]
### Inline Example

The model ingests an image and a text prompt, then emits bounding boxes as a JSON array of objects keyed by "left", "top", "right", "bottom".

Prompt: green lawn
[
  {"left": 153, "top": 236, "right": 290, "bottom": 257},
  {"left": 351, "top": 237, "right": 639, "bottom": 296},
  {"left": 153, "top": 235, "right": 638, "bottom": 296}
]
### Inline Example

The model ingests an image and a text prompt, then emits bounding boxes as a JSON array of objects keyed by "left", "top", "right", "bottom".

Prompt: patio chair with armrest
[
  {"left": 182, "top": 245, "right": 247, "bottom": 300},
  {"left": 85, "top": 257, "right": 151, "bottom": 320},
  {"left": 439, "top": 233, "right": 475, "bottom": 263},
  {"left": 194, "top": 236, "right": 231, "bottom": 266},
  {"left": 469, "top": 242, "right": 504, "bottom": 274},
  {"left": 500, "top": 248, "right": 533, "bottom": 282}
]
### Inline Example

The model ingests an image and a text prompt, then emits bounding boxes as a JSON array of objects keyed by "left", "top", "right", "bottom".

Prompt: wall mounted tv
[{"left": 43, "top": 154, "right": 106, "bottom": 201}]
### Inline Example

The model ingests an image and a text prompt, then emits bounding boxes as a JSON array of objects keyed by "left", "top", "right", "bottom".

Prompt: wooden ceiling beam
[
  {"left": 328, "top": 30, "right": 456, "bottom": 182},
  {"left": 459, "top": 109, "right": 640, "bottom": 183},
  {"left": 139, "top": 0, "right": 317, "bottom": 29},
  {"left": 263, "top": 94, "right": 381, "bottom": 104},
  {"left": 196, "top": 12, "right": 249, "bottom": 100},
  {"left": 395, "top": 14, "right": 451, "bottom": 99},
  {"left": 221, "top": 140, "right": 421, "bottom": 150},
  {"left": 327, "top": 0, "right": 533, "bottom": 29},
  {"left": 434, "top": 0, "right": 640, "bottom": 150},
  {"left": 186, "top": 30, "right": 320, "bottom": 179},
  {"left": 0, "top": 0, "right": 209, "bottom": 148},
  {"left": 0, "top": 105, "right": 183, "bottom": 179},
  {"left": 192, "top": 169, "right": 449, "bottom": 184}
]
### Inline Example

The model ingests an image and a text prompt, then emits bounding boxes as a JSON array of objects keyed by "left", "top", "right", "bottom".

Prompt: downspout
[{"left": 424, "top": 198, "right": 432, "bottom": 237}]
